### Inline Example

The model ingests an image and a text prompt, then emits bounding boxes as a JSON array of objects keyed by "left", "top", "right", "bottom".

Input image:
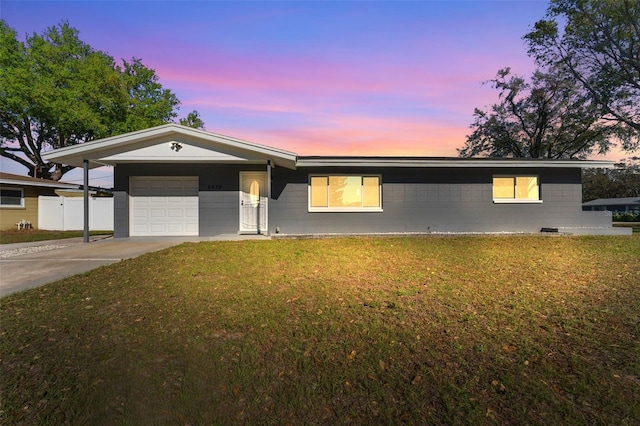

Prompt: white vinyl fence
[{"left": 38, "top": 196, "right": 114, "bottom": 231}]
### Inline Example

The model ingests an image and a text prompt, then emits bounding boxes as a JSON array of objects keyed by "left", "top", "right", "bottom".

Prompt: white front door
[{"left": 239, "top": 172, "right": 267, "bottom": 234}]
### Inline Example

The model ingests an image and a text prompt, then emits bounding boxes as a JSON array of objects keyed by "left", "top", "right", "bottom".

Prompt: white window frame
[
  {"left": 0, "top": 187, "right": 25, "bottom": 208},
  {"left": 492, "top": 175, "right": 542, "bottom": 204},
  {"left": 308, "top": 175, "right": 383, "bottom": 212}
]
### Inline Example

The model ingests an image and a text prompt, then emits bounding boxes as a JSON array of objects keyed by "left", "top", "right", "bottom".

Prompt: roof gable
[
  {"left": 99, "top": 138, "right": 270, "bottom": 164},
  {"left": 41, "top": 124, "right": 298, "bottom": 169}
]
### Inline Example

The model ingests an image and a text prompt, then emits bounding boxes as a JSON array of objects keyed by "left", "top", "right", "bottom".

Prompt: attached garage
[{"left": 130, "top": 176, "right": 199, "bottom": 236}]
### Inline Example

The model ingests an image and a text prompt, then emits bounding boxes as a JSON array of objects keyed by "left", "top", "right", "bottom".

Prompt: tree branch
[{"left": 0, "top": 149, "right": 34, "bottom": 171}]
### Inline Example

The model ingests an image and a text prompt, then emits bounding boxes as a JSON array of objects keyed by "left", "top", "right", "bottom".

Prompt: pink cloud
[
  {"left": 138, "top": 22, "right": 561, "bottom": 160},
  {"left": 153, "top": 48, "right": 385, "bottom": 95},
  {"left": 148, "top": 35, "right": 522, "bottom": 101},
  {"left": 155, "top": 45, "right": 533, "bottom": 131},
  {"left": 217, "top": 115, "right": 467, "bottom": 157}
]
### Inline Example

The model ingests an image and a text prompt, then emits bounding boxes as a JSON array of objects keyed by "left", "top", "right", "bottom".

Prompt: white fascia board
[
  {"left": 296, "top": 158, "right": 616, "bottom": 169},
  {"left": 42, "top": 124, "right": 298, "bottom": 169},
  {"left": 41, "top": 125, "right": 175, "bottom": 162},
  {"left": 202, "top": 130, "right": 297, "bottom": 163},
  {"left": 0, "top": 178, "right": 79, "bottom": 189}
]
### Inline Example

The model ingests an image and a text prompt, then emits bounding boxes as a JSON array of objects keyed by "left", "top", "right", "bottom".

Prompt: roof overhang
[
  {"left": 40, "top": 124, "right": 618, "bottom": 172},
  {"left": 296, "top": 157, "right": 617, "bottom": 169},
  {"left": 582, "top": 197, "right": 640, "bottom": 206},
  {"left": 42, "top": 124, "right": 298, "bottom": 170},
  {"left": 0, "top": 174, "right": 79, "bottom": 190}
]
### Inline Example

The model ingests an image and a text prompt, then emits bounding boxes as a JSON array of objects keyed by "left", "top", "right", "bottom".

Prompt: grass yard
[
  {"left": 1, "top": 236, "right": 639, "bottom": 425},
  {"left": 0, "top": 230, "right": 112, "bottom": 245}
]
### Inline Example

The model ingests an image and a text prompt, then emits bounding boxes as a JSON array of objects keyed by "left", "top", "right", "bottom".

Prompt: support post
[
  {"left": 267, "top": 160, "right": 272, "bottom": 200},
  {"left": 83, "top": 159, "right": 89, "bottom": 243},
  {"left": 266, "top": 160, "right": 272, "bottom": 235}
]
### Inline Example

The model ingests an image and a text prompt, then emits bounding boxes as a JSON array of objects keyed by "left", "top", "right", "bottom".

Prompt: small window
[
  {"left": 492, "top": 176, "right": 540, "bottom": 203},
  {"left": 0, "top": 188, "right": 24, "bottom": 208},
  {"left": 309, "top": 175, "right": 382, "bottom": 211}
]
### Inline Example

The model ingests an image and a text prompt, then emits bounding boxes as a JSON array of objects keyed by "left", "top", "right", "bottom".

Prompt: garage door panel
[
  {"left": 132, "top": 209, "right": 149, "bottom": 218},
  {"left": 150, "top": 209, "right": 167, "bottom": 218},
  {"left": 132, "top": 224, "right": 150, "bottom": 233},
  {"left": 167, "top": 224, "right": 184, "bottom": 233},
  {"left": 130, "top": 177, "right": 199, "bottom": 236},
  {"left": 150, "top": 224, "right": 167, "bottom": 233},
  {"left": 167, "top": 209, "right": 184, "bottom": 218}
]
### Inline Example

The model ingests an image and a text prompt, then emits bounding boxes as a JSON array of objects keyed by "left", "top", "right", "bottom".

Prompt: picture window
[
  {"left": 309, "top": 175, "right": 382, "bottom": 212},
  {"left": 492, "top": 176, "right": 540, "bottom": 203}
]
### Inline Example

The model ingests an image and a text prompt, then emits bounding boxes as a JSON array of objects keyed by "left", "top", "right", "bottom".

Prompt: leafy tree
[
  {"left": 179, "top": 110, "right": 205, "bottom": 129},
  {"left": 1, "top": 21, "right": 124, "bottom": 180},
  {"left": 0, "top": 21, "right": 201, "bottom": 181},
  {"left": 583, "top": 157, "right": 640, "bottom": 201},
  {"left": 525, "top": 0, "right": 640, "bottom": 151},
  {"left": 459, "top": 67, "right": 614, "bottom": 158},
  {"left": 116, "top": 58, "right": 180, "bottom": 134}
]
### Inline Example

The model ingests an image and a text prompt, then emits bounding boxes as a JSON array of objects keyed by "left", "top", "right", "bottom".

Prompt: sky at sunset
[{"left": 3, "top": 0, "right": 619, "bottom": 187}]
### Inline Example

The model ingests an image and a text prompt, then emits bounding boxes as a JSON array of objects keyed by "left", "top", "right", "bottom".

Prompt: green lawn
[
  {"left": 0, "top": 230, "right": 112, "bottom": 244},
  {"left": 1, "top": 236, "right": 639, "bottom": 425}
]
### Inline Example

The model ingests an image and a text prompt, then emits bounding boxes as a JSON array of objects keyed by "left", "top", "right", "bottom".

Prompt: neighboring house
[
  {"left": 0, "top": 172, "right": 79, "bottom": 230},
  {"left": 582, "top": 197, "right": 640, "bottom": 215},
  {"left": 42, "top": 124, "right": 631, "bottom": 237}
]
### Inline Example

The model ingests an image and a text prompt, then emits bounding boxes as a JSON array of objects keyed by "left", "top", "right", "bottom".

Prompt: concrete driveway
[{"left": 0, "top": 236, "right": 197, "bottom": 297}]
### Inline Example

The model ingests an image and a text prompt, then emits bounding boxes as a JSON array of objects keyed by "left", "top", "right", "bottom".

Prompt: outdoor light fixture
[{"left": 171, "top": 142, "right": 183, "bottom": 152}]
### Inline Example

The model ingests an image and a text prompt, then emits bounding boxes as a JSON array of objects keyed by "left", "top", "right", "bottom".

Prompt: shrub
[{"left": 613, "top": 212, "right": 640, "bottom": 222}]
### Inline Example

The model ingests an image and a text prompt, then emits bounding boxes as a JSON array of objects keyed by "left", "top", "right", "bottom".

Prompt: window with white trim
[
  {"left": 492, "top": 176, "right": 541, "bottom": 203},
  {"left": 309, "top": 175, "right": 382, "bottom": 211},
  {"left": 0, "top": 188, "right": 24, "bottom": 208}
]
